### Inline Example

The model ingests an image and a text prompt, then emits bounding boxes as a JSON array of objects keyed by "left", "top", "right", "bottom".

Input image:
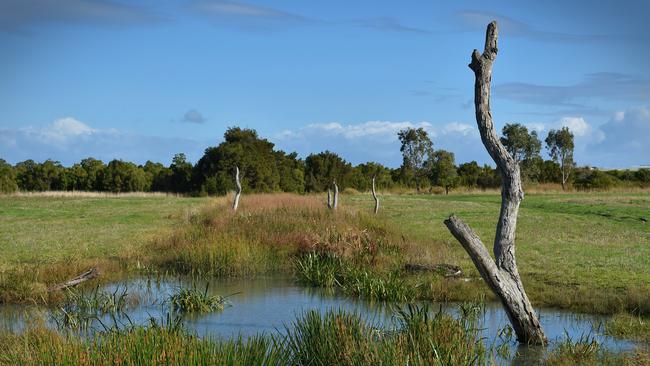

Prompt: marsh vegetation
[{"left": 0, "top": 191, "right": 648, "bottom": 364}]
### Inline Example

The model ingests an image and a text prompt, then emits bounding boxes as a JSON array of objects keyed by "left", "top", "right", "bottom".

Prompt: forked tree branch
[{"left": 444, "top": 21, "right": 546, "bottom": 345}]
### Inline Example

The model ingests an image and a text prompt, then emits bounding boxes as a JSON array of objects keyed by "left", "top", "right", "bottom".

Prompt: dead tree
[
  {"left": 443, "top": 21, "right": 547, "bottom": 345},
  {"left": 332, "top": 181, "right": 339, "bottom": 210},
  {"left": 371, "top": 176, "right": 379, "bottom": 214},
  {"left": 48, "top": 268, "right": 100, "bottom": 292},
  {"left": 232, "top": 166, "right": 241, "bottom": 211},
  {"left": 327, "top": 188, "right": 332, "bottom": 209}
]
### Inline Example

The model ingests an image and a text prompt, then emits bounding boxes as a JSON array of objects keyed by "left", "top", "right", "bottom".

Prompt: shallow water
[{"left": 0, "top": 276, "right": 641, "bottom": 365}]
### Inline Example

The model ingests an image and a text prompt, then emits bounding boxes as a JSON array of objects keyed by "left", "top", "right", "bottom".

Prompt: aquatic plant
[
  {"left": 169, "top": 283, "right": 227, "bottom": 313},
  {"left": 51, "top": 286, "right": 134, "bottom": 331}
]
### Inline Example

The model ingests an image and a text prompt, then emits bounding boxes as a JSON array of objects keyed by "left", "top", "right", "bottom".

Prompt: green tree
[
  {"left": 275, "top": 151, "right": 305, "bottom": 193},
  {"left": 457, "top": 161, "right": 481, "bottom": 188},
  {"left": 429, "top": 150, "right": 459, "bottom": 194},
  {"left": 477, "top": 164, "right": 501, "bottom": 190},
  {"left": 545, "top": 127, "right": 575, "bottom": 190},
  {"left": 500, "top": 123, "right": 542, "bottom": 182},
  {"left": 80, "top": 158, "right": 106, "bottom": 191},
  {"left": 66, "top": 163, "right": 88, "bottom": 190},
  {"left": 170, "top": 153, "right": 193, "bottom": 193},
  {"left": 14, "top": 160, "right": 64, "bottom": 191},
  {"left": 397, "top": 127, "right": 433, "bottom": 191},
  {"left": 352, "top": 162, "right": 394, "bottom": 191},
  {"left": 143, "top": 161, "right": 172, "bottom": 192},
  {"left": 304, "top": 151, "right": 352, "bottom": 192},
  {"left": 0, "top": 159, "right": 18, "bottom": 193},
  {"left": 194, "top": 127, "right": 297, "bottom": 195},
  {"left": 537, "top": 160, "right": 561, "bottom": 184},
  {"left": 102, "top": 160, "right": 148, "bottom": 192}
]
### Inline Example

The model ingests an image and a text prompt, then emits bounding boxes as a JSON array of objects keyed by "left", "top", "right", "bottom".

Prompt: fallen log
[{"left": 48, "top": 267, "right": 100, "bottom": 292}]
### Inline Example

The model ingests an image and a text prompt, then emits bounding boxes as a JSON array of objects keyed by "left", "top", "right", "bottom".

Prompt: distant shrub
[
  {"left": 342, "top": 187, "right": 360, "bottom": 195},
  {"left": 574, "top": 169, "right": 618, "bottom": 190}
]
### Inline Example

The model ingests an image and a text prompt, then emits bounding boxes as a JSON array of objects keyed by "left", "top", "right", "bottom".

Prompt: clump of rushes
[
  {"left": 294, "top": 252, "right": 344, "bottom": 288},
  {"left": 541, "top": 333, "right": 643, "bottom": 366},
  {"left": 282, "top": 305, "right": 487, "bottom": 365},
  {"left": 605, "top": 312, "right": 650, "bottom": 342},
  {"left": 294, "top": 252, "right": 415, "bottom": 302},
  {"left": 51, "top": 286, "right": 133, "bottom": 331},
  {"left": 169, "top": 283, "right": 227, "bottom": 313}
]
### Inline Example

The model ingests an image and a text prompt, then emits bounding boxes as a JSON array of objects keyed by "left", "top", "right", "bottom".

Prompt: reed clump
[{"left": 169, "top": 283, "right": 228, "bottom": 313}]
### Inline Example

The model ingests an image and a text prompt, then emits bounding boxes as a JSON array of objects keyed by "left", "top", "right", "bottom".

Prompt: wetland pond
[{"left": 0, "top": 276, "right": 643, "bottom": 365}]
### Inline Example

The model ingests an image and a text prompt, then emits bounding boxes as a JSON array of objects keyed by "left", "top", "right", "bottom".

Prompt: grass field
[
  {"left": 1, "top": 191, "right": 649, "bottom": 315},
  {"left": 1, "top": 191, "right": 649, "bottom": 362},
  {"left": 346, "top": 192, "right": 650, "bottom": 314},
  {"left": 0, "top": 195, "right": 204, "bottom": 268}
]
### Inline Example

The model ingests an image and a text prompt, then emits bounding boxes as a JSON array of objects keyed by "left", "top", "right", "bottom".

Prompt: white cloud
[
  {"left": 0, "top": 117, "right": 209, "bottom": 165},
  {"left": 523, "top": 109, "right": 650, "bottom": 167},
  {"left": 588, "top": 106, "right": 650, "bottom": 167},
  {"left": 525, "top": 116, "right": 604, "bottom": 143},
  {"left": 274, "top": 120, "right": 485, "bottom": 166},
  {"left": 440, "top": 122, "right": 474, "bottom": 136}
]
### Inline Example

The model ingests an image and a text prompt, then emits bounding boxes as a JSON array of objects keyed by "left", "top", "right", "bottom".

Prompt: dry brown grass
[{"left": 144, "top": 192, "right": 403, "bottom": 279}]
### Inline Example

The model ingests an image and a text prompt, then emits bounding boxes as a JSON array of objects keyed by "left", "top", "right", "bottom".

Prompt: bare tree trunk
[
  {"left": 443, "top": 21, "right": 546, "bottom": 345},
  {"left": 371, "top": 176, "right": 379, "bottom": 214},
  {"left": 232, "top": 166, "right": 241, "bottom": 211},
  {"left": 332, "top": 181, "right": 338, "bottom": 210},
  {"left": 327, "top": 189, "right": 332, "bottom": 209}
]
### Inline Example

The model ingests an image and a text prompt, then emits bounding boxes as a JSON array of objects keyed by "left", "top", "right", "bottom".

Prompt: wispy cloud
[
  {"left": 494, "top": 73, "right": 650, "bottom": 110},
  {"left": 0, "top": 0, "right": 165, "bottom": 33},
  {"left": 456, "top": 10, "right": 617, "bottom": 43},
  {"left": 188, "top": 0, "right": 430, "bottom": 35},
  {"left": 187, "top": 0, "right": 311, "bottom": 30},
  {"left": 349, "top": 17, "right": 432, "bottom": 35},
  {"left": 0, "top": 117, "right": 209, "bottom": 165}
]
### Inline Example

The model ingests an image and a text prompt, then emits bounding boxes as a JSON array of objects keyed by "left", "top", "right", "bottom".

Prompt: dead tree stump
[
  {"left": 443, "top": 21, "right": 547, "bottom": 345},
  {"left": 372, "top": 176, "right": 379, "bottom": 214},
  {"left": 232, "top": 166, "right": 241, "bottom": 211}
]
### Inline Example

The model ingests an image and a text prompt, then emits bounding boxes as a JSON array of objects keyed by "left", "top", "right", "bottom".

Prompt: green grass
[
  {"left": 346, "top": 192, "right": 650, "bottom": 315},
  {"left": 0, "top": 195, "right": 205, "bottom": 303},
  {"left": 605, "top": 312, "right": 650, "bottom": 343},
  {"left": 0, "top": 195, "right": 204, "bottom": 267}
]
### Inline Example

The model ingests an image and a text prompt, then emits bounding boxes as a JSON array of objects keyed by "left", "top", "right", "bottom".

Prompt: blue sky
[{"left": 1, "top": 0, "right": 649, "bottom": 168}]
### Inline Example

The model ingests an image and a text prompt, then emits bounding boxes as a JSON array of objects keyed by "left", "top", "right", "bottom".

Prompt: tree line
[{"left": 0, "top": 126, "right": 648, "bottom": 194}]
